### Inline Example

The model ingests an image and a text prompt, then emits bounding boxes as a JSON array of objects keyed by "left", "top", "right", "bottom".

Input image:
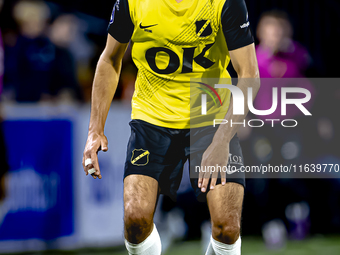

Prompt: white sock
[
  {"left": 208, "top": 236, "right": 241, "bottom": 255},
  {"left": 125, "top": 223, "right": 162, "bottom": 255},
  {"left": 205, "top": 241, "right": 216, "bottom": 255}
]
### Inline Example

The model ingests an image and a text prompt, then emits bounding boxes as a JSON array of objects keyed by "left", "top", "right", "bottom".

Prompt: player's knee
[
  {"left": 212, "top": 220, "right": 240, "bottom": 244},
  {"left": 124, "top": 201, "right": 153, "bottom": 243}
]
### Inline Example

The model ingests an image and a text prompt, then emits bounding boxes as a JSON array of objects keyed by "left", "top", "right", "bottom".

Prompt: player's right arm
[
  {"left": 83, "top": 0, "right": 134, "bottom": 179},
  {"left": 82, "top": 35, "right": 129, "bottom": 179}
]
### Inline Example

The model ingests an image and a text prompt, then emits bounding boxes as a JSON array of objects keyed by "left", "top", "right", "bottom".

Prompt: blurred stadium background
[{"left": 0, "top": 0, "right": 339, "bottom": 254}]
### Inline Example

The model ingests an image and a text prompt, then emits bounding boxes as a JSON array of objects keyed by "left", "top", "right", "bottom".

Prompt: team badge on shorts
[{"left": 131, "top": 149, "right": 150, "bottom": 166}]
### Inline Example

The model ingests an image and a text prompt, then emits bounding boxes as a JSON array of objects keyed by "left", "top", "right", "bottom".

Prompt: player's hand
[
  {"left": 198, "top": 139, "right": 229, "bottom": 192},
  {"left": 82, "top": 132, "right": 108, "bottom": 179}
]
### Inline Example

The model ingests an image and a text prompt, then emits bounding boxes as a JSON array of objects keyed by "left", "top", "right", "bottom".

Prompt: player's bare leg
[
  {"left": 205, "top": 182, "right": 244, "bottom": 255},
  {"left": 124, "top": 174, "right": 161, "bottom": 255}
]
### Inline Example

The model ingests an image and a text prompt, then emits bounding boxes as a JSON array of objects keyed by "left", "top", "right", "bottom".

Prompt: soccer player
[{"left": 82, "top": 0, "right": 260, "bottom": 254}]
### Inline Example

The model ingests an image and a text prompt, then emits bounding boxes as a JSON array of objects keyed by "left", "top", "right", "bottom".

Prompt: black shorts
[{"left": 124, "top": 119, "right": 245, "bottom": 202}]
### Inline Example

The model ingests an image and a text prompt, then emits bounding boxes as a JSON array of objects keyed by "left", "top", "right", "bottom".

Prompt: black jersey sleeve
[
  {"left": 107, "top": 0, "right": 134, "bottom": 43},
  {"left": 221, "top": 0, "right": 254, "bottom": 51}
]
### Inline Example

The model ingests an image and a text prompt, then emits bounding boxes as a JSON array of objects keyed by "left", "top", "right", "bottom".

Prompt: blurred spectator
[
  {"left": 251, "top": 10, "right": 315, "bottom": 178},
  {"left": 48, "top": 14, "right": 83, "bottom": 102},
  {"left": 4, "top": 1, "right": 82, "bottom": 102},
  {"left": 49, "top": 13, "right": 96, "bottom": 102},
  {"left": 253, "top": 10, "right": 314, "bottom": 121},
  {"left": 5, "top": 0, "right": 53, "bottom": 102},
  {"left": 256, "top": 10, "right": 310, "bottom": 78}
]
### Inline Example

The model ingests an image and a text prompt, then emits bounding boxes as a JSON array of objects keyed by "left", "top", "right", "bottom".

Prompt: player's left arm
[
  {"left": 199, "top": 43, "right": 260, "bottom": 192},
  {"left": 198, "top": 0, "right": 260, "bottom": 192}
]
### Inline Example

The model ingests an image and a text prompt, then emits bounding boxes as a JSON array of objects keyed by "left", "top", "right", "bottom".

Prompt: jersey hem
[{"left": 131, "top": 115, "right": 216, "bottom": 129}]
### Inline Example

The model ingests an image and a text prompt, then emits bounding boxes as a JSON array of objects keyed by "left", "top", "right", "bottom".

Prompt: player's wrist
[
  {"left": 88, "top": 129, "right": 105, "bottom": 137},
  {"left": 212, "top": 135, "right": 231, "bottom": 147},
  {"left": 213, "top": 126, "right": 232, "bottom": 144},
  {"left": 88, "top": 121, "right": 105, "bottom": 135}
]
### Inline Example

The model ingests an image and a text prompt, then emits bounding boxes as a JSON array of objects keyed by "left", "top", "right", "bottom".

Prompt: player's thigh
[
  {"left": 207, "top": 182, "right": 244, "bottom": 230},
  {"left": 124, "top": 174, "right": 159, "bottom": 221}
]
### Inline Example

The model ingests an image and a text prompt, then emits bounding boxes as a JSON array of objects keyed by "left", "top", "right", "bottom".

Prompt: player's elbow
[
  {"left": 98, "top": 53, "right": 122, "bottom": 73},
  {"left": 237, "top": 65, "right": 260, "bottom": 79},
  {"left": 251, "top": 74, "right": 261, "bottom": 92},
  {"left": 249, "top": 67, "right": 260, "bottom": 79},
  {"left": 238, "top": 67, "right": 261, "bottom": 92}
]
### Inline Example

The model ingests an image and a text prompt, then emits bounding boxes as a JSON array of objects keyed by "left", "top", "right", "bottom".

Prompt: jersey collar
[{"left": 162, "top": 0, "right": 195, "bottom": 15}]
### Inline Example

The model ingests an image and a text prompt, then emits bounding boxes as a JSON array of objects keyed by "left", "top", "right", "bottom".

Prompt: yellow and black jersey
[{"left": 108, "top": 0, "right": 253, "bottom": 129}]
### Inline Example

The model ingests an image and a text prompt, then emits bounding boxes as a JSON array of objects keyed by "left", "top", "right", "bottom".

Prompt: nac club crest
[{"left": 131, "top": 149, "right": 150, "bottom": 166}]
